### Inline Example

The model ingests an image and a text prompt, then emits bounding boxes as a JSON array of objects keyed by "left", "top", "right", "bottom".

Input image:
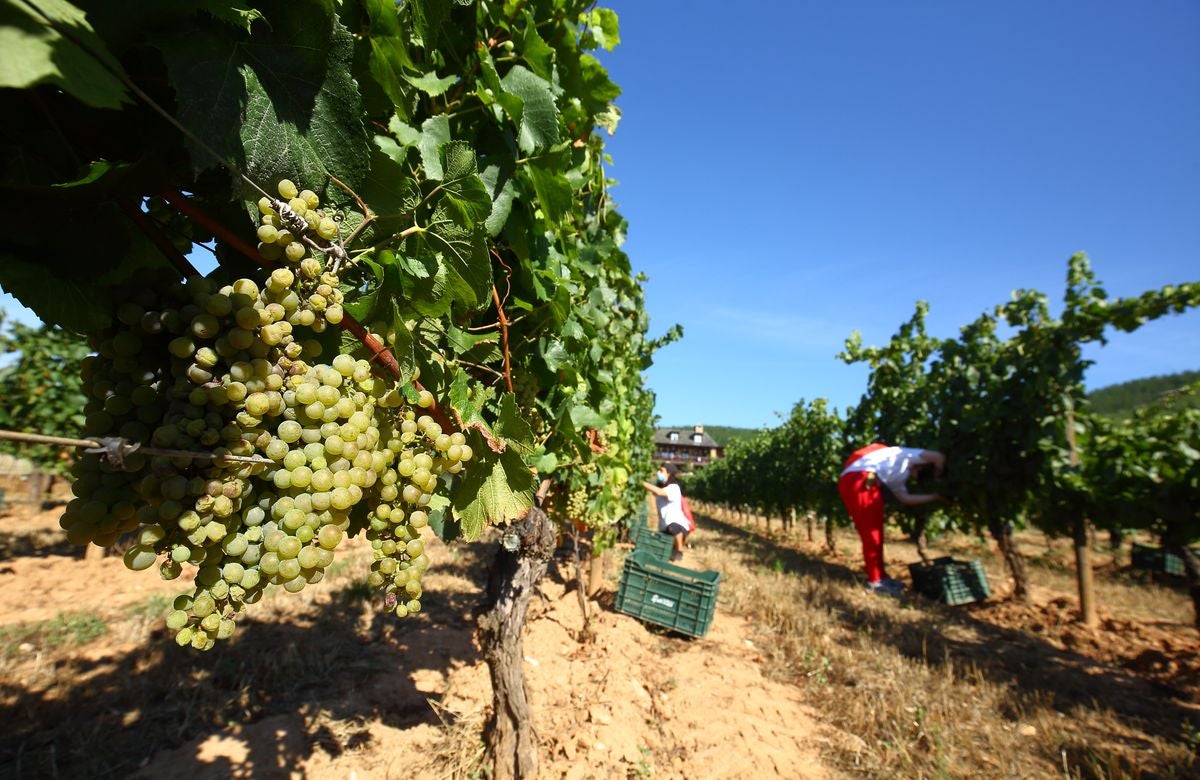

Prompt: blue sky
[
  {"left": 602, "top": 0, "right": 1200, "bottom": 428},
  {"left": 2, "top": 1, "right": 1197, "bottom": 428}
]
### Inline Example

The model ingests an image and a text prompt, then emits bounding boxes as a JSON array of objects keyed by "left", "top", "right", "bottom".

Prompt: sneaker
[
  {"left": 866, "top": 579, "right": 903, "bottom": 598},
  {"left": 880, "top": 576, "right": 907, "bottom": 595},
  {"left": 670, "top": 550, "right": 684, "bottom": 562}
]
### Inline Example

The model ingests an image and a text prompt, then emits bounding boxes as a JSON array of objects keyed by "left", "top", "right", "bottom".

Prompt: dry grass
[{"left": 693, "top": 512, "right": 1199, "bottom": 779}]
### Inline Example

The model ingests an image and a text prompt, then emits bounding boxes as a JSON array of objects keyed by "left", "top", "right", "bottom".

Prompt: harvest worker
[
  {"left": 838, "top": 444, "right": 946, "bottom": 596},
  {"left": 643, "top": 464, "right": 687, "bottom": 562}
]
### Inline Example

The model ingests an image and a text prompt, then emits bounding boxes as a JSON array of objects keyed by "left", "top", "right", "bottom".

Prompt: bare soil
[{"left": 0, "top": 504, "right": 840, "bottom": 779}]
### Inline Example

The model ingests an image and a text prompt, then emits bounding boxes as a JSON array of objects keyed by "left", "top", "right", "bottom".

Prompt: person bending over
[
  {"left": 838, "top": 444, "right": 945, "bottom": 596},
  {"left": 643, "top": 464, "right": 687, "bottom": 562}
]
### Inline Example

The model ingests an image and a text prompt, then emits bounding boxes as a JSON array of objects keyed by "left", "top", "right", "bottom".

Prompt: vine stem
[
  {"left": 161, "top": 191, "right": 262, "bottom": 263},
  {"left": 339, "top": 314, "right": 457, "bottom": 434},
  {"left": 121, "top": 203, "right": 201, "bottom": 278},
  {"left": 492, "top": 284, "right": 514, "bottom": 394}
]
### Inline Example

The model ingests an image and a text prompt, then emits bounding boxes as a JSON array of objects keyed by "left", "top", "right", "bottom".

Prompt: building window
[
  {"left": 668, "top": 431, "right": 679, "bottom": 442},
  {"left": 692, "top": 433, "right": 702, "bottom": 444}
]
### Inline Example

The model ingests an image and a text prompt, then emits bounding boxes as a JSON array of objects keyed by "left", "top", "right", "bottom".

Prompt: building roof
[{"left": 653, "top": 427, "right": 722, "bottom": 449}]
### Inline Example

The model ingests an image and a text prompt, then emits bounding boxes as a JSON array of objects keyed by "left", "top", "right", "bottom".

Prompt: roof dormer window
[{"left": 668, "top": 431, "right": 679, "bottom": 442}]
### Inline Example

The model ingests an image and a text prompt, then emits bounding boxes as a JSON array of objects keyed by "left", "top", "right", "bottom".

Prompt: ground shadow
[
  {"left": 696, "top": 512, "right": 1200, "bottom": 752},
  {"left": 0, "top": 544, "right": 493, "bottom": 779}
]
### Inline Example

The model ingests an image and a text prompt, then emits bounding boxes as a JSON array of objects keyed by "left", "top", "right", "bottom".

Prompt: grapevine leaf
[
  {"left": 406, "top": 0, "right": 451, "bottom": 49},
  {"left": 0, "top": 253, "right": 111, "bottom": 332},
  {"left": 418, "top": 115, "right": 451, "bottom": 179},
  {"left": 156, "top": 0, "right": 370, "bottom": 201},
  {"left": 403, "top": 70, "right": 456, "bottom": 96},
  {"left": 0, "top": 204, "right": 167, "bottom": 331},
  {"left": 532, "top": 451, "right": 558, "bottom": 474},
  {"left": 427, "top": 502, "right": 461, "bottom": 543},
  {"left": 448, "top": 372, "right": 482, "bottom": 428},
  {"left": 480, "top": 165, "right": 516, "bottom": 236},
  {"left": 518, "top": 11, "right": 556, "bottom": 80},
  {"left": 0, "top": 0, "right": 130, "bottom": 108},
  {"left": 581, "top": 8, "right": 620, "bottom": 52},
  {"left": 523, "top": 161, "right": 573, "bottom": 223},
  {"left": 570, "top": 405, "right": 607, "bottom": 429},
  {"left": 50, "top": 159, "right": 127, "bottom": 188},
  {"left": 343, "top": 254, "right": 387, "bottom": 322},
  {"left": 540, "top": 339, "right": 573, "bottom": 372},
  {"left": 495, "top": 393, "right": 535, "bottom": 456},
  {"left": 360, "top": 0, "right": 416, "bottom": 110},
  {"left": 418, "top": 209, "right": 492, "bottom": 309},
  {"left": 196, "top": 0, "right": 263, "bottom": 32},
  {"left": 451, "top": 441, "right": 535, "bottom": 541},
  {"left": 390, "top": 116, "right": 422, "bottom": 147},
  {"left": 500, "top": 65, "right": 560, "bottom": 154},
  {"left": 437, "top": 142, "right": 492, "bottom": 226}
]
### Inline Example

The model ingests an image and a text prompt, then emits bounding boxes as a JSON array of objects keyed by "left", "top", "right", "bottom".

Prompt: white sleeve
[{"left": 665, "top": 484, "right": 682, "bottom": 503}]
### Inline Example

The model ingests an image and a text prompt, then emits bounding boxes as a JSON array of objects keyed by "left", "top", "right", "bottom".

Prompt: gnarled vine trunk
[
  {"left": 805, "top": 511, "right": 814, "bottom": 542},
  {"left": 479, "top": 505, "right": 557, "bottom": 780},
  {"left": 825, "top": 516, "right": 836, "bottom": 552},
  {"left": 988, "top": 520, "right": 1030, "bottom": 601}
]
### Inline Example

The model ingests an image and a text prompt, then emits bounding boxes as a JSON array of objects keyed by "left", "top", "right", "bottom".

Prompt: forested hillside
[{"left": 1088, "top": 370, "right": 1200, "bottom": 418}]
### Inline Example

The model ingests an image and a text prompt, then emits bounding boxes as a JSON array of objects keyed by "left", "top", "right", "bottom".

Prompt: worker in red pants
[{"left": 838, "top": 444, "right": 946, "bottom": 597}]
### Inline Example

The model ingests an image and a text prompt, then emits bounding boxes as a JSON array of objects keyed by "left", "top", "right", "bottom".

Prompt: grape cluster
[{"left": 60, "top": 180, "right": 472, "bottom": 649}]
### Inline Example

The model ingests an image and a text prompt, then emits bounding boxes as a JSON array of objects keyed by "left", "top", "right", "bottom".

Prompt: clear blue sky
[
  {"left": 602, "top": 0, "right": 1200, "bottom": 428},
  {"left": 3, "top": 1, "right": 1197, "bottom": 427}
]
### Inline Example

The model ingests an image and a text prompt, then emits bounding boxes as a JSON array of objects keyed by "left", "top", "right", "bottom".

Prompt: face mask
[{"left": 656, "top": 473, "right": 667, "bottom": 484}]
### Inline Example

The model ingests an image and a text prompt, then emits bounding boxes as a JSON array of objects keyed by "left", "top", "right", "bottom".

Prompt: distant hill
[
  {"left": 661, "top": 425, "right": 762, "bottom": 447},
  {"left": 1087, "top": 370, "right": 1200, "bottom": 418}
]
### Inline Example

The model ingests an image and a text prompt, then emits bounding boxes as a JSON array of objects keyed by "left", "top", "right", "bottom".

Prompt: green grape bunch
[{"left": 60, "top": 179, "right": 472, "bottom": 650}]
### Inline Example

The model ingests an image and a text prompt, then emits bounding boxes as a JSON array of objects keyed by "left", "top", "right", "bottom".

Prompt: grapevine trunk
[
  {"left": 478, "top": 506, "right": 557, "bottom": 780},
  {"left": 989, "top": 521, "right": 1030, "bottom": 601}
]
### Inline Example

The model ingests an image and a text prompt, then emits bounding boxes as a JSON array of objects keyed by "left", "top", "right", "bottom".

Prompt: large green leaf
[
  {"left": 156, "top": 0, "right": 370, "bottom": 200},
  {"left": 404, "top": 69, "right": 456, "bottom": 96},
  {"left": 524, "top": 161, "right": 573, "bottom": 223},
  {"left": 500, "top": 65, "right": 560, "bottom": 154},
  {"left": 0, "top": 0, "right": 130, "bottom": 108},
  {"left": 418, "top": 115, "right": 451, "bottom": 179},
  {"left": 437, "top": 142, "right": 492, "bottom": 226},
  {"left": 495, "top": 393, "right": 536, "bottom": 456},
  {"left": 480, "top": 164, "right": 516, "bottom": 236},
  {"left": 518, "top": 10, "right": 555, "bottom": 80},
  {"left": 451, "top": 440, "right": 535, "bottom": 541},
  {"left": 417, "top": 210, "right": 492, "bottom": 309}
]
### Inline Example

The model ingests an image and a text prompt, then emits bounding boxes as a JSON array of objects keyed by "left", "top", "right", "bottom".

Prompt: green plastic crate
[
  {"left": 1131, "top": 542, "right": 1198, "bottom": 577},
  {"left": 616, "top": 550, "right": 721, "bottom": 638},
  {"left": 635, "top": 529, "right": 674, "bottom": 561},
  {"left": 908, "top": 557, "right": 990, "bottom": 605}
]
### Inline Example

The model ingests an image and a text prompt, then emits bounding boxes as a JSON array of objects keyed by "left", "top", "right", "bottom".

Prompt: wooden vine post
[{"left": 1067, "top": 409, "right": 1098, "bottom": 627}]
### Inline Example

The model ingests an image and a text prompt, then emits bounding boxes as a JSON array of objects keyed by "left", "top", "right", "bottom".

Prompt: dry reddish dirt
[{"left": 0, "top": 505, "right": 843, "bottom": 779}]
